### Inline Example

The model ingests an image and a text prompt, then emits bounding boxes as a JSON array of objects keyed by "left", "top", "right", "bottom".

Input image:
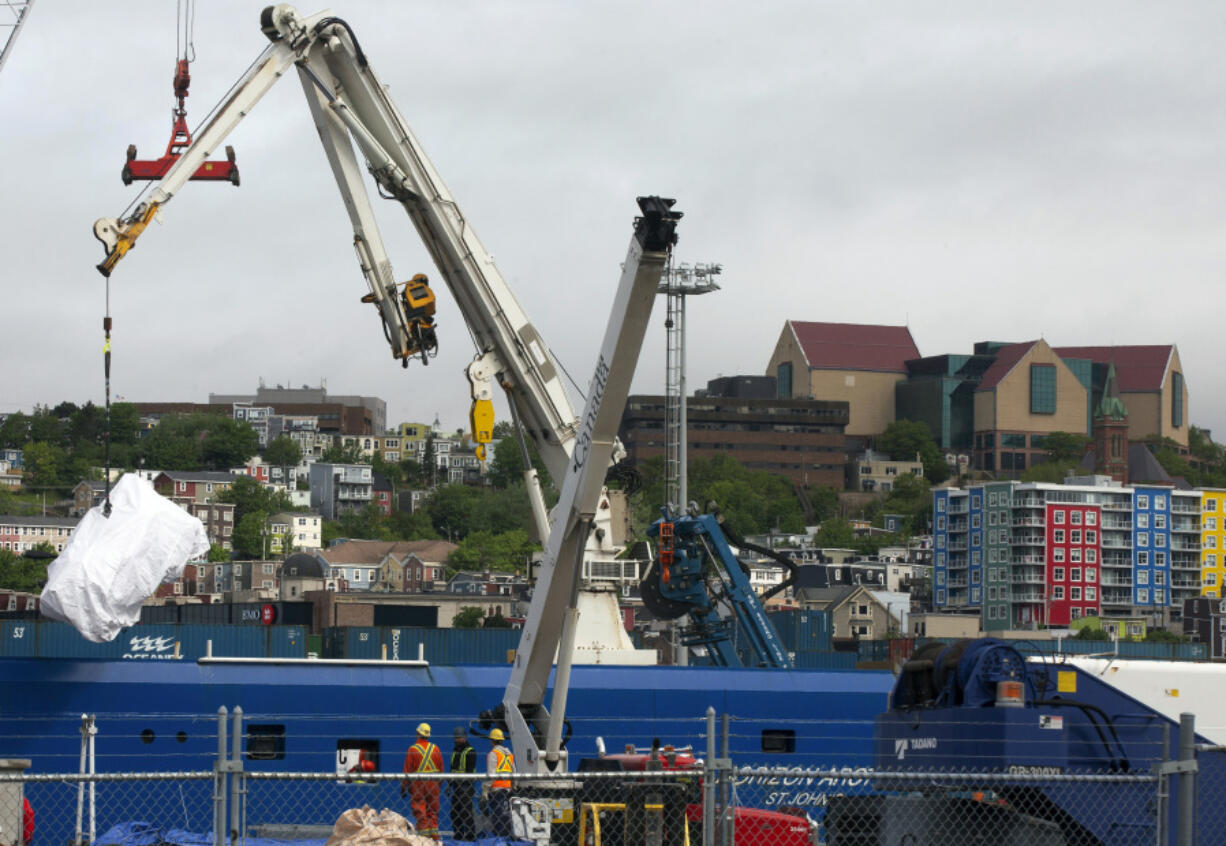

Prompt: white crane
[
  {"left": 0, "top": 0, "right": 35, "bottom": 77},
  {"left": 93, "top": 4, "right": 681, "bottom": 774}
]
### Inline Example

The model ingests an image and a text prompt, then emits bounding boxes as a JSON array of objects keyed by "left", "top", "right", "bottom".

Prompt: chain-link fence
[{"left": 0, "top": 708, "right": 1208, "bottom": 846}]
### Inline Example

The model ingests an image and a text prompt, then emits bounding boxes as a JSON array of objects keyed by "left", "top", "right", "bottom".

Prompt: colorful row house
[{"left": 933, "top": 476, "right": 1202, "bottom": 629}]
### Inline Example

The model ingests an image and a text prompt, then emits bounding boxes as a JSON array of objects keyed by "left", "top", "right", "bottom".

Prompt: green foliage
[
  {"left": 0, "top": 413, "right": 29, "bottom": 449},
  {"left": 371, "top": 453, "right": 403, "bottom": 490},
  {"left": 629, "top": 456, "right": 807, "bottom": 537},
  {"left": 265, "top": 436, "right": 302, "bottom": 480},
  {"left": 1043, "top": 431, "right": 1091, "bottom": 463},
  {"left": 0, "top": 548, "right": 50, "bottom": 591},
  {"left": 447, "top": 529, "right": 535, "bottom": 574},
  {"left": 399, "top": 458, "right": 430, "bottom": 489},
  {"left": 21, "top": 441, "right": 66, "bottom": 494},
  {"left": 452, "top": 606, "right": 486, "bottom": 628},
  {"left": 483, "top": 612, "right": 512, "bottom": 628},
  {"left": 815, "top": 517, "right": 856, "bottom": 548},
  {"left": 487, "top": 428, "right": 552, "bottom": 491},
  {"left": 200, "top": 417, "right": 260, "bottom": 470},
  {"left": 335, "top": 504, "right": 396, "bottom": 541},
  {"left": 232, "top": 510, "right": 270, "bottom": 559},
  {"left": 877, "top": 419, "right": 949, "bottom": 484},
  {"left": 385, "top": 509, "right": 439, "bottom": 541},
  {"left": 321, "top": 441, "right": 366, "bottom": 465},
  {"left": 1074, "top": 626, "right": 1110, "bottom": 641},
  {"left": 1144, "top": 628, "right": 1186, "bottom": 643},
  {"left": 805, "top": 486, "right": 839, "bottom": 523},
  {"left": 137, "top": 412, "right": 257, "bottom": 471},
  {"left": 426, "top": 484, "right": 532, "bottom": 541},
  {"left": 876, "top": 472, "right": 932, "bottom": 535},
  {"left": 207, "top": 543, "right": 231, "bottom": 563},
  {"left": 219, "top": 476, "right": 293, "bottom": 529},
  {"left": 1021, "top": 460, "right": 1079, "bottom": 483}
]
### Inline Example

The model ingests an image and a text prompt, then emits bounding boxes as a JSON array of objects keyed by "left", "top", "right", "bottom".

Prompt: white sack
[{"left": 40, "top": 474, "right": 210, "bottom": 642}]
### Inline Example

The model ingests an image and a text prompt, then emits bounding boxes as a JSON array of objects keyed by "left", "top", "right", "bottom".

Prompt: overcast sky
[{"left": 3, "top": 1, "right": 1224, "bottom": 440}]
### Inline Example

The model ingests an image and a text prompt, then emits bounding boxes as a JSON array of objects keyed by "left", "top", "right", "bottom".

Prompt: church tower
[{"left": 1093, "top": 362, "right": 1129, "bottom": 484}]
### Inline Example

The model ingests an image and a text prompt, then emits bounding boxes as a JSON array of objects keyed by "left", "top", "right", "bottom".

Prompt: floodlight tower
[
  {"left": 659, "top": 261, "right": 721, "bottom": 510},
  {"left": 0, "top": 1, "right": 36, "bottom": 77}
]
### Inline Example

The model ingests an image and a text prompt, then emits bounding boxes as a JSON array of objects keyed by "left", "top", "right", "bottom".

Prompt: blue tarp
[{"left": 96, "top": 822, "right": 529, "bottom": 846}]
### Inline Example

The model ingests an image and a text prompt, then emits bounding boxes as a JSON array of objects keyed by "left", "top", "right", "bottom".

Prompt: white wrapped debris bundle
[{"left": 40, "top": 474, "right": 210, "bottom": 642}]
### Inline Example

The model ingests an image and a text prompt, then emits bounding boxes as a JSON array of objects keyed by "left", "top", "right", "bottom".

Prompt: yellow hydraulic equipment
[
  {"left": 577, "top": 802, "right": 690, "bottom": 846},
  {"left": 361, "top": 272, "right": 438, "bottom": 366}
]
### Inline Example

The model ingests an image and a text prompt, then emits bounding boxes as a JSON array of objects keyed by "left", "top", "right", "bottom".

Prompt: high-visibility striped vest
[
  {"left": 492, "top": 746, "right": 513, "bottom": 789},
  {"left": 415, "top": 742, "right": 441, "bottom": 774}
]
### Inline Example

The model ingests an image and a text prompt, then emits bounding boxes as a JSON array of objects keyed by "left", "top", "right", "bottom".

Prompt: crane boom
[{"left": 92, "top": 4, "right": 682, "bottom": 772}]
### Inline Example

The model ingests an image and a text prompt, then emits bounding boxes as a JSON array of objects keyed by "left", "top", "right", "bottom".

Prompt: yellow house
[{"left": 1201, "top": 490, "right": 1226, "bottom": 597}]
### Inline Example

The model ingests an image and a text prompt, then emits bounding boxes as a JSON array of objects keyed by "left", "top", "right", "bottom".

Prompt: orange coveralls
[{"left": 401, "top": 739, "right": 444, "bottom": 835}]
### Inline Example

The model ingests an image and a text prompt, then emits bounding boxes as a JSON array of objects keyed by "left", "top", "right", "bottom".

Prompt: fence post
[
  {"left": 214, "top": 707, "right": 227, "bottom": 846},
  {"left": 1177, "top": 712, "right": 1196, "bottom": 846},
  {"left": 718, "top": 713, "right": 732, "bottom": 846},
  {"left": 703, "top": 709, "right": 715, "bottom": 846},
  {"left": 230, "top": 706, "right": 245, "bottom": 846},
  {"left": 1157, "top": 722, "right": 1169, "bottom": 846}
]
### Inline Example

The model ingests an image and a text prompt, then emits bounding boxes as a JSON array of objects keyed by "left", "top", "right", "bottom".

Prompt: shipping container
[
  {"left": 179, "top": 603, "right": 230, "bottom": 626},
  {"left": 0, "top": 620, "right": 36, "bottom": 657},
  {"left": 322, "top": 626, "right": 382, "bottom": 660},
  {"left": 139, "top": 605, "right": 180, "bottom": 625},
  {"left": 268, "top": 625, "right": 309, "bottom": 658},
  {"left": 767, "top": 609, "right": 833, "bottom": 652},
  {"left": 887, "top": 637, "right": 916, "bottom": 665},
  {"left": 384, "top": 627, "right": 520, "bottom": 664},
  {"left": 790, "top": 651, "right": 859, "bottom": 670},
  {"left": 372, "top": 605, "right": 438, "bottom": 628}
]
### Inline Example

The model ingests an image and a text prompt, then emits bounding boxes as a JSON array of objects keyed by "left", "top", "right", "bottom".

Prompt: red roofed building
[
  {"left": 1053, "top": 345, "right": 1188, "bottom": 448},
  {"left": 972, "top": 340, "right": 1089, "bottom": 473},
  {"left": 767, "top": 321, "right": 920, "bottom": 436}
]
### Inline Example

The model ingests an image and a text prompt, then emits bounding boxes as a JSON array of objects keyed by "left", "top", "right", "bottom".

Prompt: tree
[
  {"left": 385, "top": 509, "right": 439, "bottom": 541},
  {"left": 336, "top": 503, "right": 395, "bottom": 541},
  {"left": 232, "top": 510, "right": 270, "bottom": 559},
  {"left": 219, "top": 476, "right": 292, "bottom": 530},
  {"left": 265, "top": 436, "right": 303, "bottom": 488},
  {"left": 1074, "top": 626, "right": 1110, "bottom": 641},
  {"left": 207, "top": 543, "right": 231, "bottom": 562},
  {"left": 321, "top": 441, "right": 366, "bottom": 464},
  {"left": 21, "top": 441, "right": 65, "bottom": 495},
  {"left": 0, "top": 548, "right": 51, "bottom": 591},
  {"left": 815, "top": 517, "right": 856, "bottom": 548},
  {"left": 1043, "top": 432, "right": 1091, "bottom": 463},
  {"left": 0, "top": 413, "right": 29, "bottom": 449},
  {"left": 447, "top": 529, "right": 535, "bottom": 574},
  {"left": 399, "top": 458, "right": 430, "bottom": 489},
  {"left": 876, "top": 419, "right": 949, "bottom": 484},
  {"left": 201, "top": 417, "right": 260, "bottom": 470},
  {"left": 487, "top": 423, "right": 552, "bottom": 490},
  {"left": 452, "top": 606, "right": 486, "bottom": 628}
]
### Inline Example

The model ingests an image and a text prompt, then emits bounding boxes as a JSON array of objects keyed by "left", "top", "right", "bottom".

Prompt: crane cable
[
  {"left": 102, "top": 279, "right": 113, "bottom": 518},
  {"left": 176, "top": 0, "right": 195, "bottom": 63}
]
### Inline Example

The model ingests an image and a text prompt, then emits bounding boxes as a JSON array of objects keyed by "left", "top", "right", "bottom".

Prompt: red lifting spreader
[{"left": 122, "top": 59, "right": 239, "bottom": 186}]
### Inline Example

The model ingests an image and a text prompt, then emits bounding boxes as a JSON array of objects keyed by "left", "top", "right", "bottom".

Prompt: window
[
  {"left": 937, "top": 498, "right": 946, "bottom": 513},
  {"left": 247, "top": 725, "right": 286, "bottom": 760},
  {"left": 1156, "top": 495, "right": 1166, "bottom": 510},
  {"left": 368, "top": 569, "right": 375, "bottom": 581},
  {"left": 972, "top": 495, "right": 982, "bottom": 509},
  {"left": 775, "top": 362, "right": 793, "bottom": 399},
  {"left": 937, "top": 516, "right": 946, "bottom": 530},
  {"left": 1155, "top": 515, "right": 1166, "bottom": 530},
  {"left": 1086, "top": 511, "right": 1097, "bottom": 526},
  {"left": 1155, "top": 570, "right": 1166, "bottom": 585},
  {"left": 1086, "top": 530, "right": 1097, "bottom": 544},
  {"left": 1138, "top": 494, "right": 1149, "bottom": 509},
  {"left": 1138, "top": 533, "right": 1150, "bottom": 548},
  {"left": 1054, "top": 510, "right": 1066, "bottom": 525},
  {"left": 1071, "top": 606, "right": 1083, "bottom": 620},
  {"left": 1209, "top": 553, "right": 1218, "bottom": 566},
  {"left": 1086, "top": 549, "right": 1097, "bottom": 563},
  {"left": 1208, "top": 573, "right": 1219, "bottom": 586},
  {"left": 1137, "top": 514, "right": 1149, "bottom": 529},
  {"left": 761, "top": 730, "right": 796, "bottom": 754},
  {"left": 1086, "top": 568, "right": 1097, "bottom": 583},
  {"left": 1053, "top": 586, "right": 1065, "bottom": 600},
  {"left": 1071, "top": 587, "right": 1082, "bottom": 601},
  {"left": 1138, "top": 570, "right": 1149, "bottom": 585},
  {"left": 1071, "top": 511, "right": 1083, "bottom": 526},
  {"left": 1155, "top": 551, "right": 1166, "bottom": 566},
  {"left": 1054, "top": 529, "right": 1066, "bottom": 543},
  {"left": 1209, "top": 517, "right": 1218, "bottom": 531},
  {"left": 1071, "top": 548, "right": 1082, "bottom": 563},
  {"left": 1030, "top": 364, "right": 1057, "bottom": 414},
  {"left": 1086, "top": 587, "right": 1097, "bottom": 601},
  {"left": 1071, "top": 530, "right": 1082, "bottom": 544},
  {"left": 1138, "top": 588, "right": 1149, "bottom": 603},
  {"left": 1071, "top": 568, "right": 1082, "bottom": 582},
  {"left": 972, "top": 514, "right": 981, "bottom": 529},
  {"left": 1208, "top": 537, "right": 1218, "bottom": 549},
  {"left": 989, "top": 492, "right": 998, "bottom": 506},
  {"left": 1206, "top": 499, "right": 1218, "bottom": 513},
  {"left": 1054, "top": 548, "right": 1066, "bottom": 563},
  {"left": 1139, "top": 551, "right": 1150, "bottom": 566},
  {"left": 1155, "top": 534, "right": 1166, "bottom": 548},
  {"left": 1155, "top": 589, "right": 1165, "bottom": 604},
  {"left": 1054, "top": 567, "right": 1066, "bottom": 581},
  {"left": 1173, "top": 372, "right": 1184, "bottom": 428}
]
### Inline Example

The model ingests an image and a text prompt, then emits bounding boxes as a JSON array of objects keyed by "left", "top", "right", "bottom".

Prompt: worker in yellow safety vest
[
  {"left": 483, "top": 728, "right": 514, "bottom": 837},
  {"left": 401, "top": 722, "right": 444, "bottom": 837}
]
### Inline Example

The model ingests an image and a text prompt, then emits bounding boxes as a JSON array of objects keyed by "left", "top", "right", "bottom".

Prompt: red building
[{"left": 1045, "top": 503, "right": 1103, "bottom": 625}]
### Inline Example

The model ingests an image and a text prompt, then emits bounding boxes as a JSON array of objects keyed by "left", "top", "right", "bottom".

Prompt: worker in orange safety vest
[
  {"left": 483, "top": 728, "right": 515, "bottom": 838},
  {"left": 401, "top": 722, "right": 444, "bottom": 837}
]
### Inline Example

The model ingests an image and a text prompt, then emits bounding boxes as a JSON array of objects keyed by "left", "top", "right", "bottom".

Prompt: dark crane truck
[
  {"left": 94, "top": 5, "right": 809, "bottom": 844},
  {"left": 834, "top": 638, "right": 1226, "bottom": 845}
]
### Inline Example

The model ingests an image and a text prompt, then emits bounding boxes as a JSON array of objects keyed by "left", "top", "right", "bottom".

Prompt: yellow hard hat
[
  {"left": 489, "top": 728, "right": 505, "bottom": 741},
  {"left": 416, "top": 722, "right": 431, "bottom": 737}
]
